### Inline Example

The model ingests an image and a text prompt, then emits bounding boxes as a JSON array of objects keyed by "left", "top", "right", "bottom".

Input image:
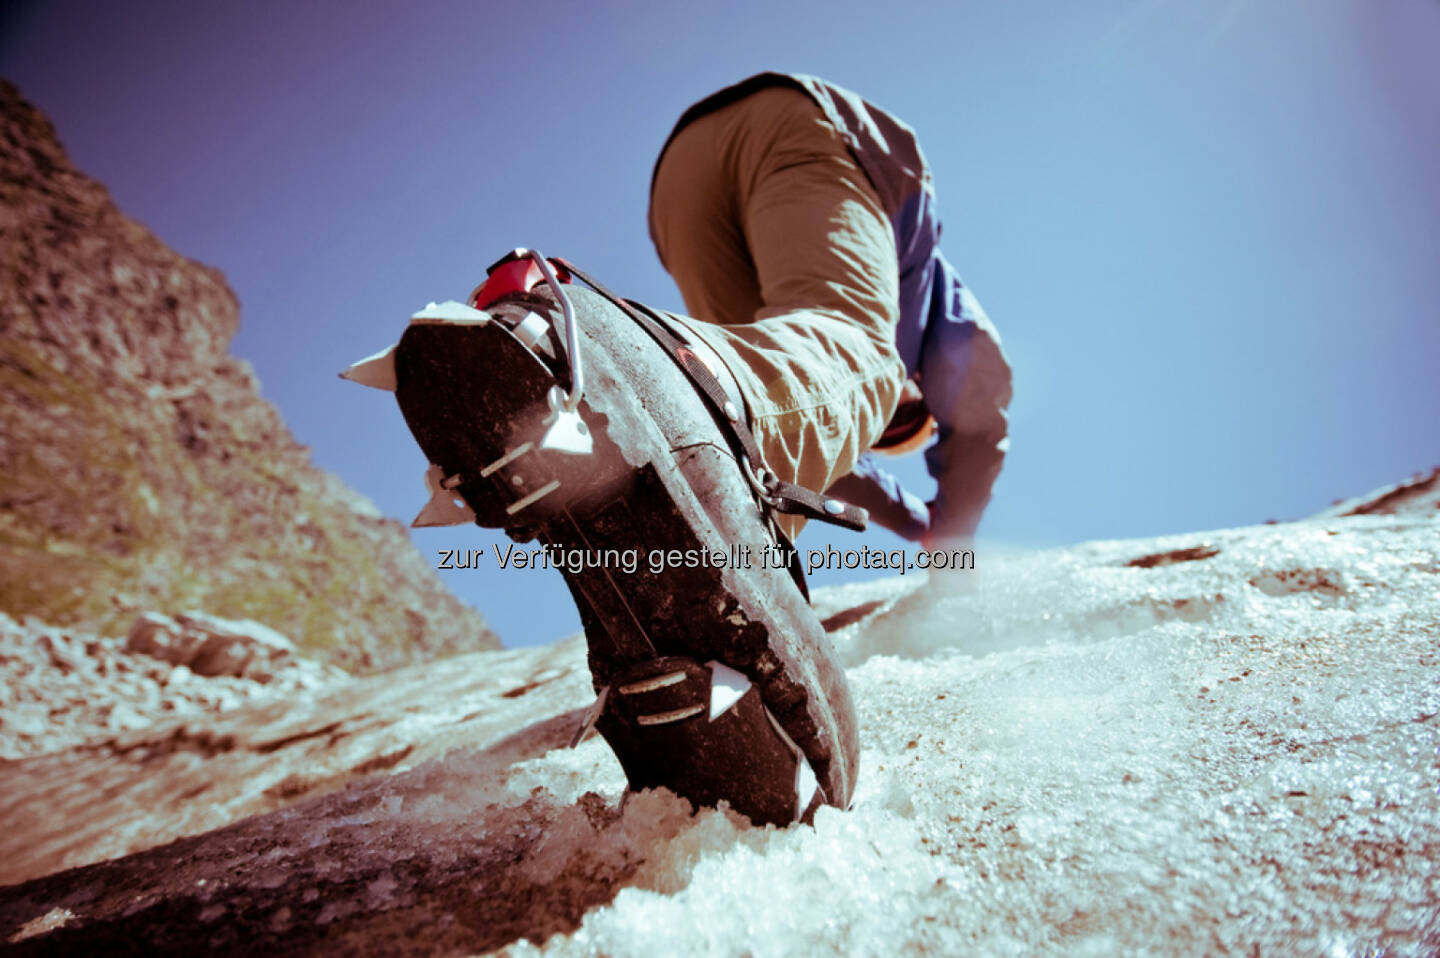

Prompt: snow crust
[
  {"left": 1, "top": 515, "right": 1435, "bottom": 955},
  {"left": 496, "top": 517, "right": 1439, "bottom": 955}
]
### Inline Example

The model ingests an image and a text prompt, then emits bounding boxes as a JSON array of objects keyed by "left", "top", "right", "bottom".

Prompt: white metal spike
[
  {"left": 539, "top": 384, "right": 592, "bottom": 455},
  {"left": 409, "top": 300, "right": 492, "bottom": 325},
  {"left": 762, "top": 701, "right": 824, "bottom": 821},
  {"left": 569, "top": 686, "right": 609, "bottom": 748},
  {"left": 410, "top": 464, "right": 475, "bottom": 528},
  {"left": 706, "top": 660, "right": 751, "bottom": 720},
  {"left": 795, "top": 753, "right": 820, "bottom": 821},
  {"left": 339, "top": 344, "right": 398, "bottom": 391}
]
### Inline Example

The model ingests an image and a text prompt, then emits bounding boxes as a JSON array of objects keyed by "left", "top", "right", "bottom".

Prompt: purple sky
[{"left": 4, "top": 0, "right": 1437, "bottom": 646}]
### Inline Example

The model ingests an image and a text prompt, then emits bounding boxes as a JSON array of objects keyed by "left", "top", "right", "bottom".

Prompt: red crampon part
[{"left": 469, "top": 248, "right": 572, "bottom": 309}]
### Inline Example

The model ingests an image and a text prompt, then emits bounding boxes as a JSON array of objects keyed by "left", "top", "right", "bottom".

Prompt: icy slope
[
  {"left": 1, "top": 510, "right": 1436, "bottom": 955},
  {"left": 529, "top": 515, "right": 1438, "bottom": 956}
]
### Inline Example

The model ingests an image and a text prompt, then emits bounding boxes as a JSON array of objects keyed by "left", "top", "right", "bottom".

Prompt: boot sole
[{"left": 393, "top": 286, "right": 858, "bottom": 819}]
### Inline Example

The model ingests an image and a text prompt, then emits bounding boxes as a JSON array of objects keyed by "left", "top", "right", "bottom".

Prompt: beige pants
[{"left": 650, "top": 87, "right": 906, "bottom": 537}]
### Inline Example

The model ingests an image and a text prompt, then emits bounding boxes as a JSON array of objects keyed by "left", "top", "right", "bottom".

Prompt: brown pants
[{"left": 650, "top": 87, "right": 906, "bottom": 537}]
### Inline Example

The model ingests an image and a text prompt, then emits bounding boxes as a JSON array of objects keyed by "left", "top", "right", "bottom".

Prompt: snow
[
  {"left": 500, "top": 516, "right": 1439, "bottom": 955},
  {"left": 1, "top": 513, "right": 1436, "bottom": 954}
]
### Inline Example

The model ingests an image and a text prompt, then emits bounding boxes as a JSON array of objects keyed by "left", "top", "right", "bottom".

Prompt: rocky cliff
[{"left": 0, "top": 82, "right": 497, "bottom": 671}]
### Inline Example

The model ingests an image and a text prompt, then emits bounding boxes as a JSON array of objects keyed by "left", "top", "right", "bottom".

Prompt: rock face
[
  {"left": 124, "top": 611, "right": 304, "bottom": 682},
  {"left": 0, "top": 612, "right": 346, "bottom": 761},
  {"left": 0, "top": 82, "right": 497, "bottom": 671}
]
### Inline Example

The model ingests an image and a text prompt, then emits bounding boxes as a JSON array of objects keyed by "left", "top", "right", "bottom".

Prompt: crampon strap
[{"left": 550, "top": 257, "right": 868, "bottom": 534}]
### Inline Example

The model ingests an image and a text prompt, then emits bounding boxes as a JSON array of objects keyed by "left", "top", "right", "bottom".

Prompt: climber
[{"left": 648, "top": 72, "right": 1013, "bottom": 548}]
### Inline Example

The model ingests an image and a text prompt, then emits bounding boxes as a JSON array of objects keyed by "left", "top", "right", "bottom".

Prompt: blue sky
[{"left": 4, "top": 0, "right": 1437, "bottom": 647}]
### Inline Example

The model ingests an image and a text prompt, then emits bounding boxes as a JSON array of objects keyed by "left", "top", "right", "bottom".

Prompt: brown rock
[{"left": 0, "top": 82, "right": 498, "bottom": 672}]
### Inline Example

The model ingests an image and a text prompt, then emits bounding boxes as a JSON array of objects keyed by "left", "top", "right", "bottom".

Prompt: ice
[
  {"left": 505, "top": 517, "right": 1439, "bottom": 955},
  {"left": 1, "top": 516, "right": 1434, "bottom": 954}
]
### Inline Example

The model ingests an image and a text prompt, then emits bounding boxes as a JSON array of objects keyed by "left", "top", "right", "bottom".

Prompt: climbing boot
[{"left": 342, "top": 250, "right": 863, "bottom": 825}]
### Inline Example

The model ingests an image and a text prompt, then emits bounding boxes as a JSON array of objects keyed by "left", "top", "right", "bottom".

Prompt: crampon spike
[
  {"left": 706, "top": 660, "right": 749, "bottom": 720},
  {"left": 410, "top": 300, "right": 491, "bottom": 326},
  {"left": 339, "top": 344, "right": 398, "bottom": 391},
  {"left": 411, "top": 463, "right": 475, "bottom": 528},
  {"left": 539, "top": 385, "right": 593, "bottom": 456}
]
